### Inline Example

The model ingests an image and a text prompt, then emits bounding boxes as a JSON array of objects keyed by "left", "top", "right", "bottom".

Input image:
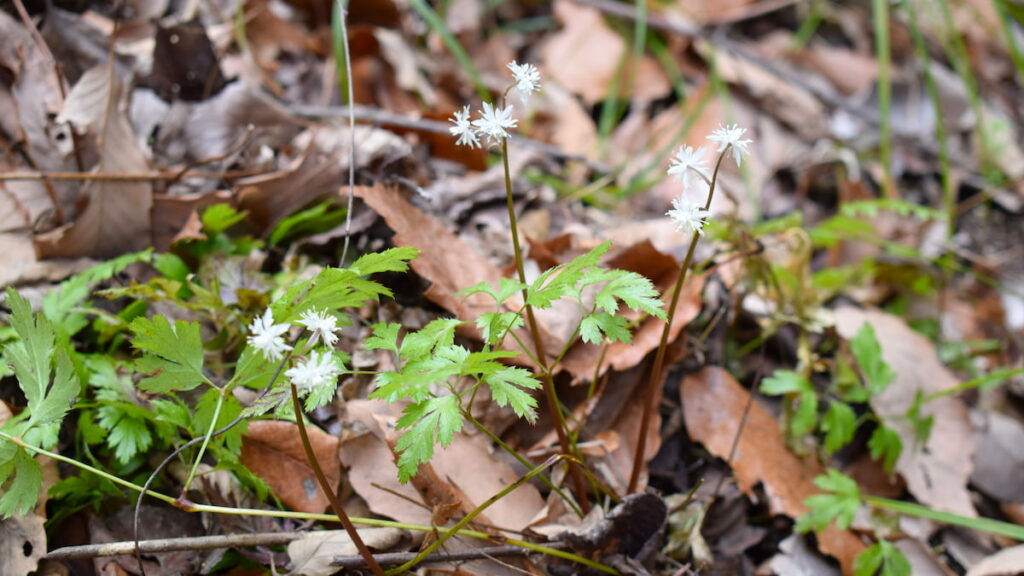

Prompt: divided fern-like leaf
[
  {"left": 394, "top": 396, "right": 463, "bottom": 482},
  {"left": 130, "top": 316, "right": 208, "bottom": 393},
  {"left": 484, "top": 367, "right": 541, "bottom": 421}
]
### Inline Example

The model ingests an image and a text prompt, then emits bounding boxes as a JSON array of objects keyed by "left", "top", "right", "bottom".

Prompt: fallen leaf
[
  {"left": 767, "top": 534, "right": 841, "bottom": 576},
  {"left": 241, "top": 420, "right": 341, "bottom": 514},
  {"left": 0, "top": 233, "right": 93, "bottom": 289},
  {"left": 287, "top": 528, "right": 407, "bottom": 576},
  {"left": 238, "top": 127, "right": 410, "bottom": 231},
  {"left": 0, "top": 514, "right": 45, "bottom": 576},
  {"left": 340, "top": 399, "right": 545, "bottom": 532},
  {"left": 682, "top": 366, "right": 865, "bottom": 573},
  {"left": 834, "top": 307, "right": 976, "bottom": 517},
  {"left": 35, "top": 64, "right": 153, "bottom": 259},
  {"left": 541, "top": 1, "right": 670, "bottom": 106},
  {"left": 970, "top": 409, "right": 1024, "bottom": 503},
  {"left": 968, "top": 544, "right": 1024, "bottom": 576}
]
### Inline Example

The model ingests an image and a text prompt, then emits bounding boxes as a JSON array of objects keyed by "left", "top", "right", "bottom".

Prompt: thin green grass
[{"left": 873, "top": 0, "right": 895, "bottom": 198}]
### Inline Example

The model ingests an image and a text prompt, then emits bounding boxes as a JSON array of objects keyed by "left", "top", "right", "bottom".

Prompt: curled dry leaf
[
  {"left": 834, "top": 306, "right": 976, "bottom": 517},
  {"left": 682, "top": 366, "right": 864, "bottom": 574},
  {"left": 240, "top": 420, "right": 341, "bottom": 514},
  {"left": 35, "top": 64, "right": 153, "bottom": 259}
]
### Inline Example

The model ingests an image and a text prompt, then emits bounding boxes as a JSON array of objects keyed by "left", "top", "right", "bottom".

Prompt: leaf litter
[{"left": 1, "top": 1, "right": 1024, "bottom": 575}]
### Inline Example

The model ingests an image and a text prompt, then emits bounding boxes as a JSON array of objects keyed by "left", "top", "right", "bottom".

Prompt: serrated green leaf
[
  {"left": 821, "top": 402, "right": 857, "bottom": 455},
  {"left": 5, "top": 290, "right": 80, "bottom": 449},
  {"left": 97, "top": 405, "right": 153, "bottom": 463},
  {"left": 591, "top": 270, "right": 666, "bottom": 319},
  {"left": 795, "top": 469, "right": 861, "bottom": 533},
  {"left": 476, "top": 312, "right": 524, "bottom": 345},
  {"left": 792, "top": 389, "right": 819, "bottom": 436},
  {"left": 350, "top": 247, "right": 419, "bottom": 276},
  {"left": 365, "top": 323, "right": 401, "bottom": 355},
  {"left": 580, "top": 312, "right": 632, "bottom": 344},
  {"left": 201, "top": 204, "right": 247, "bottom": 233},
  {"left": 130, "top": 316, "right": 207, "bottom": 393},
  {"left": 484, "top": 367, "right": 541, "bottom": 421},
  {"left": 760, "top": 370, "right": 811, "bottom": 396},
  {"left": 854, "top": 540, "right": 911, "bottom": 576},
  {"left": 905, "top": 390, "right": 934, "bottom": 446},
  {"left": 398, "top": 318, "right": 462, "bottom": 362},
  {"left": 850, "top": 323, "right": 896, "bottom": 394},
  {"left": 0, "top": 449, "right": 42, "bottom": 517},
  {"left": 394, "top": 396, "right": 463, "bottom": 482},
  {"left": 868, "top": 425, "right": 902, "bottom": 474},
  {"left": 527, "top": 242, "right": 611, "bottom": 309}
]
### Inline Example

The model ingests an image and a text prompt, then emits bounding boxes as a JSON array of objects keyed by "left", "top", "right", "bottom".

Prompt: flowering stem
[
  {"left": 500, "top": 138, "right": 591, "bottom": 513},
  {"left": 626, "top": 149, "right": 728, "bottom": 494},
  {"left": 290, "top": 383, "right": 386, "bottom": 576},
  {"left": 181, "top": 385, "right": 226, "bottom": 493}
]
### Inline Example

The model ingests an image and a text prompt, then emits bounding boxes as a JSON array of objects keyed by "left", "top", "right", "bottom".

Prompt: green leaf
[
  {"left": 129, "top": 316, "right": 207, "bottom": 393},
  {"left": 821, "top": 402, "right": 857, "bottom": 455},
  {"left": 0, "top": 449, "right": 42, "bottom": 517},
  {"left": 580, "top": 312, "right": 631, "bottom": 344},
  {"left": 97, "top": 405, "right": 153, "bottom": 463},
  {"left": 795, "top": 469, "right": 861, "bottom": 533},
  {"left": 527, "top": 242, "right": 610, "bottom": 308},
  {"left": 269, "top": 201, "right": 348, "bottom": 246},
  {"left": 590, "top": 270, "right": 666, "bottom": 319},
  {"left": 905, "top": 390, "right": 934, "bottom": 446},
  {"left": 398, "top": 318, "right": 462, "bottom": 362},
  {"left": 394, "top": 395, "right": 463, "bottom": 482},
  {"left": 792, "top": 389, "right": 819, "bottom": 437},
  {"left": 476, "top": 312, "right": 524, "bottom": 345},
  {"left": 854, "top": 540, "right": 911, "bottom": 576},
  {"left": 364, "top": 323, "right": 401, "bottom": 355},
  {"left": 851, "top": 323, "right": 896, "bottom": 395},
  {"left": 5, "top": 289, "right": 80, "bottom": 449},
  {"left": 760, "top": 370, "right": 811, "bottom": 396},
  {"left": 458, "top": 278, "right": 526, "bottom": 307},
  {"left": 201, "top": 204, "right": 247, "bottom": 234},
  {"left": 868, "top": 425, "right": 902, "bottom": 474},
  {"left": 350, "top": 247, "right": 419, "bottom": 276},
  {"left": 193, "top": 390, "right": 245, "bottom": 455},
  {"left": 484, "top": 367, "right": 542, "bottom": 421}
]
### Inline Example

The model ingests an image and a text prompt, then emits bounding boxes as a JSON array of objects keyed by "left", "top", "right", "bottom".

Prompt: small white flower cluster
[
  {"left": 246, "top": 308, "right": 343, "bottom": 402},
  {"left": 666, "top": 123, "right": 753, "bottom": 236},
  {"left": 449, "top": 61, "right": 541, "bottom": 149}
]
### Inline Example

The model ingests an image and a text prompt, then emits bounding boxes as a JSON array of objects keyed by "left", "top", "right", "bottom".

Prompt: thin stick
[
  {"left": 0, "top": 168, "right": 271, "bottom": 182},
  {"left": 48, "top": 533, "right": 304, "bottom": 560}
]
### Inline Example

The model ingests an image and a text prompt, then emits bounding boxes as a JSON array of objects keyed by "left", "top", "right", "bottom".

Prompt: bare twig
[
  {"left": 48, "top": 532, "right": 303, "bottom": 560},
  {"left": 288, "top": 103, "right": 608, "bottom": 171},
  {"left": 0, "top": 168, "right": 271, "bottom": 182},
  {"left": 333, "top": 543, "right": 566, "bottom": 568}
]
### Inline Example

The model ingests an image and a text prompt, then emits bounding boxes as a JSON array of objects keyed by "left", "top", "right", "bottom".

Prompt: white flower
[
  {"left": 472, "top": 101, "right": 518, "bottom": 146},
  {"left": 285, "top": 350, "right": 342, "bottom": 394},
  {"left": 707, "top": 123, "right": 753, "bottom": 167},
  {"left": 248, "top": 309, "right": 292, "bottom": 361},
  {"left": 667, "top": 145, "right": 710, "bottom": 188},
  {"left": 667, "top": 193, "right": 711, "bottom": 236},
  {"left": 507, "top": 60, "right": 541, "bottom": 104},
  {"left": 448, "top": 105, "right": 481, "bottom": 149},
  {"left": 297, "top": 308, "right": 340, "bottom": 348}
]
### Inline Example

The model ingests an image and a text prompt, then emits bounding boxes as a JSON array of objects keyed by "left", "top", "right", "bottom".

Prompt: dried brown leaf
[
  {"left": 967, "top": 544, "right": 1024, "bottom": 576},
  {"left": 35, "top": 64, "right": 152, "bottom": 259},
  {"left": 834, "top": 307, "right": 976, "bottom": 517},
  {"left": 287, "top": 528, "right": 408, "bottom": 576},
  {"left": 682, "top": 366, "right": 865, "bottom": 574},
  {"left": 240, "top": 420, "right": 341, "bottom": 514},
  {"left": 541, "top": 1, "right": 669, "bottom": 106}
]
